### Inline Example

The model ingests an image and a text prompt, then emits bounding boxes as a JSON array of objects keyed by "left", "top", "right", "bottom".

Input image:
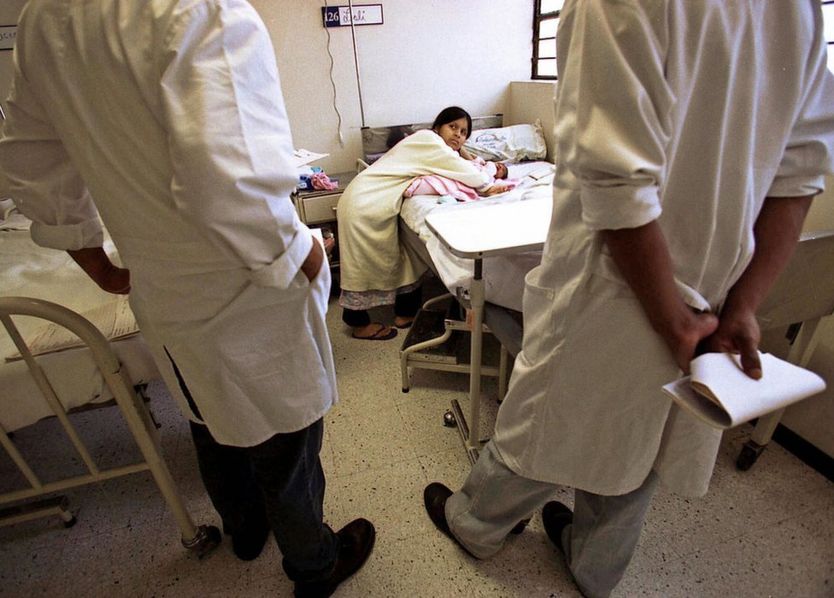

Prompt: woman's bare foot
[
  {"left": 393, "top": 316, "right": 415, "bottom": 329},
  {"left": 352, "top": 322, "right": 397, "bottom": 341}
]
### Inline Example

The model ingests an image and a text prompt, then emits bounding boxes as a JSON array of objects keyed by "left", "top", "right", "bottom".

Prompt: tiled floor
[{"left": 1, "top": 292, "right": 833, "bottom": 597}]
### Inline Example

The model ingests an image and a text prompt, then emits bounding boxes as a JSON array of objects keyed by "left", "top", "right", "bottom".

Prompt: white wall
[
  {"left": 508, "top": 80, "right": 558, "bottom": 162},
  {"left": 0, "top": 0, "right": 535, "bottom": 173},
  {"left": 251, "top": 0, "right": 534, "bottom": 173}
]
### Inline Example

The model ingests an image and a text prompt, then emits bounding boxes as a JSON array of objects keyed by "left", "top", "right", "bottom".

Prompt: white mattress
[
  {"left": 0, "top": 211, "right": 159, "bottom": 432},
  {"left": 399, "top": 161, "right": 554, "bottom": 311}
]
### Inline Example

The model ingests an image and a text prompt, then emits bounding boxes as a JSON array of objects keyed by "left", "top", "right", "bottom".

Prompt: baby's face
[{"left": 494, "top": 162, "right": 508, "bottom": 179}]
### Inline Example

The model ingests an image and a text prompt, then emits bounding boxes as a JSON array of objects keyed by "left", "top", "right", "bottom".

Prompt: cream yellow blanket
[{"left": 337, "top": 129, "right": 490, "bottom": 292}]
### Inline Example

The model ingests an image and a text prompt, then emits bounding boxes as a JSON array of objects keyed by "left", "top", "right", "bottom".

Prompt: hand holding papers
[{"left": 662, "top": 352, "right": 826, "bottom": 429}]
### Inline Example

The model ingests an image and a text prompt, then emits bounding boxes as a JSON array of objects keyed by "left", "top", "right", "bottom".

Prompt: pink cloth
[
  {"left": 311, "top": 172, "right": 338, "bottom": 191},
  {"left": 403, "top": 174, "right": 480, "bottom": 201},
  {"left": 403, "top": 157, "right": 519, "bottom": 202},
  {"left": 403, "top": 173, "right": 519, "bottom": 202}
]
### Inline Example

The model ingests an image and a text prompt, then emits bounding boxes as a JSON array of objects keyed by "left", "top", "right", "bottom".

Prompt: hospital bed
[
  {"left": 367, "top": 117, "right": 834, "bottom": 469},
  {"left": 356, "top": 116, "right": 555, "bottom": 462},
  {"left": 404, "top": 175, "right": 834, "bottom": 468},
  {"left": 735, "top": 230, "right": 834, "bottom": 471},
  {"left": 0, "top": 204, "right": 219, "bottom": 556}
]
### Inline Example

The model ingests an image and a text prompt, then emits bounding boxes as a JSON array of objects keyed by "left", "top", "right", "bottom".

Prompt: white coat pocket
[{"left": 518, "top": 267, "right": 557, "bottom": 365}]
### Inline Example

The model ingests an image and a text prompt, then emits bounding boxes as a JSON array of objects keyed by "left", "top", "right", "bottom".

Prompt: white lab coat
[
  {"left": 0, "top": 0, "right": 337, "bottom": 447},
  {"left": 492, "top": 0, "right": 834, "bottom": 497},
  {"left": 337, "top": 129, "right": 490, "bottom": 292}
]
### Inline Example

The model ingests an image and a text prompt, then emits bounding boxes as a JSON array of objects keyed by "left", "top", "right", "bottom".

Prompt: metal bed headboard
[
  {"left": 360, "top": 113, "right": 503, "bottom": 167},
  {"left": 0, "top": 296, "right": 219, "bottom": 556}
]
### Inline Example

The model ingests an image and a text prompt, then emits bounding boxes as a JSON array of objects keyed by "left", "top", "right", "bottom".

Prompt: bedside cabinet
[
  {"left": 293, "top": 171, "right": 356, "bottom": 226},
  {"left": 292, "top": 171, "right": 357, "bottom": 269}
]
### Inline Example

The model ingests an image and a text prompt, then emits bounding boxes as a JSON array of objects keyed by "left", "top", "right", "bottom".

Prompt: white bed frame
[
  {"left": 736, "top": 230, "right": 834, "bottom": 470},
  {"left": 0, "top": 296, "right": 219, "bottom": 557},
  {"left": 415, "top": 199, "right": 549, "bottom": 464},
  {"left": 353, "top": 115, "right": 517, "bottom": 406}
]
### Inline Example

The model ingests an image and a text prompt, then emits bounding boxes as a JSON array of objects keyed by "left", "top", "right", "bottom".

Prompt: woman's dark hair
[{"left": 432, "top": 106, "right": 473, "bottom": 139}]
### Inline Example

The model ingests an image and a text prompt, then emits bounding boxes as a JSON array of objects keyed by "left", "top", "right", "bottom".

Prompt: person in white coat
[
  {"left": 423, "top": 2, "right": 834, "bottom": 597},
  {"left": 0, "top": 1, "right": 373, "bottom": 594}
]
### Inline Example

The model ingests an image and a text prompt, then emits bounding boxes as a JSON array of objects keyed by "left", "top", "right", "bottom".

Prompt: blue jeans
[
  {"left": 189, "top": 420, "right": 338, "bottom": 582},
  {"left": 167, "top": 345, "right": 338, "bottom": 581}
]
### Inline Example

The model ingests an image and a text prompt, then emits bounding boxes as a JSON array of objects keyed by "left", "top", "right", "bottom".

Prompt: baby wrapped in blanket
[{"left": 404, "top": 157, "right": 517, "bottom": 202}]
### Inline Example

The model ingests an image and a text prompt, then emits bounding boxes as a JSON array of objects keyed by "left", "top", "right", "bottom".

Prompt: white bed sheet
[
  {"left": 1, "top": 212, "right": 159, "bottom": 432},
  {"left": 399, "top": 161, "right": 554, "bottom": 311}
]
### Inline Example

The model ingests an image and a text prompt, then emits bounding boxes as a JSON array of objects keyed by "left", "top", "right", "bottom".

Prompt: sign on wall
[
  {"left": 322, "top": 4, "right": 383, "bottom": 28},
  {"left": 0, "top": 26, "right": 16, "bottom": 51}
]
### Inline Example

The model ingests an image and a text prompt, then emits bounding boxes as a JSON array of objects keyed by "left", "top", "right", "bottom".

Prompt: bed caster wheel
[
  {"left": 182, "top": 524, "right": 221, "bottom": 559},
  {"left": 63, "top": 515, "right": 77, "bottom": 528},
  {"left": 443, "top": 410, "right": 457, "bottom": 428},
  {"left": 736, "top": 441, "right": 764, "bottom": 472}
]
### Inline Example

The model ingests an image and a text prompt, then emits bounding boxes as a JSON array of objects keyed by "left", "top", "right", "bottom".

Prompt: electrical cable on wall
[
  {"left": 322, "top": 0, "right": 367, "bottom": 139},
  {"left": 346, "top": 0, "right": 367, "bottom": 128},
  {"left": 323, "top": 0, "right": 345, "bottom": 146}
]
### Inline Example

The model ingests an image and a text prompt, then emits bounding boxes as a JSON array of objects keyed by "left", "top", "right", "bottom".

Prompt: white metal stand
[
  {"left": 425, "top": 198, "right": 551, "bottom": 463},
  {"left": 736, "top": 231, "right": 834, "bottom": 470}
]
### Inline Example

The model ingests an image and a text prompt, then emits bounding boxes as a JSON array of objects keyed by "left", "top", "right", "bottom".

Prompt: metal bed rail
[{"left": 0, "top": 296, "right": 219, "bottom": 557}]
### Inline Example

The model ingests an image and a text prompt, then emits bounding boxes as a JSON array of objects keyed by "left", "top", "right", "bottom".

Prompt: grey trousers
[{"left": 445, "top": 441, "right": 659, "bottom": 598}]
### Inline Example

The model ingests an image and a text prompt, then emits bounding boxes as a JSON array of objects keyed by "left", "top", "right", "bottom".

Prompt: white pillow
[{"left": 464, "top": 120, "right": 548, "bottom": 162}]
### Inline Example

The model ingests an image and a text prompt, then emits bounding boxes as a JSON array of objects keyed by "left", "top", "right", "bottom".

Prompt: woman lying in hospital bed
[{"left": 337, "top": 106, "right": 513, "bottom": 340}]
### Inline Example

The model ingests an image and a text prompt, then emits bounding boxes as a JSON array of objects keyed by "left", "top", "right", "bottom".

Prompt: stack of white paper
[{"left": 662, "top": 352, "right": 826, "bottom": 429}]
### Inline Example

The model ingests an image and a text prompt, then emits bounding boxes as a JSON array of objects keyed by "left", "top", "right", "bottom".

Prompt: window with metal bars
[
  {"left": 531, "top": 0, "right": 563, "bottom": 79},
  {"left": 533, "top": 2, "right": 834, "bottom": 79}
]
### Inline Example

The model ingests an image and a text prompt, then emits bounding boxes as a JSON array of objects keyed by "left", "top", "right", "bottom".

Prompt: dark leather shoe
[
  {"left": 423, "top": 482, "right": 480, "bottom": 558},
  {"left": 294, "top": 518, "right": 376, "bottom": 598},
  {"left": 423, "top": 483, "right": 453, "bottom": 535},
  {"left": 230, "top": 519, "right": 270, "bottom": 561},
  {"left": 541, "top": 501, "right": 573, "bottom": 556},
  {"left": 424, "top": 482, "right": 529, "bottom": 550}
]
